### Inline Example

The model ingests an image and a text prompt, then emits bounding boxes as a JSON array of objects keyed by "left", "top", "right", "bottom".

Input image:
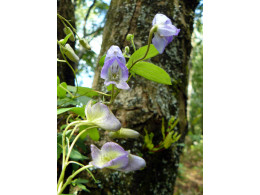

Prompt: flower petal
[
  {"left": 90, "top": 144, "right": 103, "bottom": 168},
  {"left": 101, "top": 142, "right": 129, "bottom": 169},
  {"left": 152, "top": 13, "right": 171, "bottom": 26},
  {"left": 157, "top": 24, "right": 180, "bottom": 36},
  {"left": 165, "top": 35, "right": 174, "bottom": 45},
  {"left": 116, "top": 81, "right": 130, "bottom": 90},
  {"left": 116, "top": 58, "right": 129, "bottom": 81},
  {"left": 85, "top": 101, "right": 121, "bottom": 131},
  {"left": 105, "top": 45, "right": 125, "bottom": 64},
  {"left": 104, "top": 80, "right": 117, "bottom": 86},
  {"left": 118, "top": 154, "right": 146, "bottom": 172},
  {"left": 101, "top": 58, "right": 116, "bottom": 79},
  {"left": 85, "top": 100, "right": 93, "bottom": 120},
  {"left": 152, "top": 33, "right": 168, "bottom": 54}
]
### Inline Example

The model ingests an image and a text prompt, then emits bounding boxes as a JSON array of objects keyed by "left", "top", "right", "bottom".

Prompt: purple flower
[
  {"left": 152, "top": 13, "right": 180, "bottom": 54},
  {"left": 85, "top": 100, "right": 121, "bottom": 131},
  {"left": 90, "top": 142, "right": 146, "bottom": 172},
  {"left": 101, "top": 46, "right": 130, "bottom": 90}
]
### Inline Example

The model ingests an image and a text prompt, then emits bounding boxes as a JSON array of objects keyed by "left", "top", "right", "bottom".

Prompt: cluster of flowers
[{"left": 88, "top": 13, "right": 180, "bottom": 172}]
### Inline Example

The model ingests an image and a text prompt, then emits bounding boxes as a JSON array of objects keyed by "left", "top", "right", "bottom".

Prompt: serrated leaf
[
  {"left": 67, "top": 85, "right": 99, "bottom": 97},
  {"left": 99, "top": 55, "right": 106, "bottom": 67},
  {"left": 131, "top": 62, "right": 172, "bottom": 85},
  {"left": 126, "top": 44, "right": 159, "bottom": 68},
  {"left": 57, "top": 82, "right": 68, "bottom": 98}
]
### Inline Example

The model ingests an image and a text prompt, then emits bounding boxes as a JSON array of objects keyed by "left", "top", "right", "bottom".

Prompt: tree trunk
[
  {"left": 57, "top": 0, "right": 76, "bottom": 85},
  {"left": 91, "top": 0, "right": 198, "bottom": 194}
]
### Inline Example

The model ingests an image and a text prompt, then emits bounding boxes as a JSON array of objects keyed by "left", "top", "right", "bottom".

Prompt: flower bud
[
  {"left": 124, "top": 46, "right": 130, "bottom": 54},
  {"left": 62, "top": 44, "right": 79, "bottom": 62},
  {"left": 79, "top": 38, "right": 91, "bottom": 50},
  {"left": 63, "top": 26, "right": 75, "bottom": 42},
  {"left": 108, "top": 128, "right": 140, "bottom": 139},
  {"left": 126, "top": 34, "right": 134, "bottom": 41}
]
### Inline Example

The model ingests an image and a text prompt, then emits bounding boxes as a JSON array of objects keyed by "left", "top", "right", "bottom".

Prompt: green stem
[
  {"left": 57, "top": 14, "right": 80, "bottom": 40},
  {"left": 68, "top": 124, "right": 80, "bottom": 140},
  {"left": 57, "top": 59, "right": 66, "bottom": 63},
  {"left": 65, "top": 126, "right": 98, "bottom": 163},
  {"left": 59, "top": 83, "right": 75, "bottom": 98},
  {"left": 128, "top": 25, "right": 158, "bottom": 71},
  {"left": 131, "top": 37, "right": 136, "bottom": 52},
  {"left": 58, "top": 124, "right": 95, "bottom": 191},
  {"left": 92, "top": 89, "right": 111, "bottom": 97},
  {"left": 57, "top": 41, "right": 79, "bottom": 94},
  {"left": 110, "top": 84, "right": 115, "bottom": 104},
  {"left": 57, "top": 164, "right": 94, "bottom": 195}
]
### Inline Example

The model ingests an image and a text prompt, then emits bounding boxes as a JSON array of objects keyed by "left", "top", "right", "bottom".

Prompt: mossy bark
[
  {"left": 89, "top": 0, "right": 199, "bottom": 194},
  {"left": 57, "top": 0, "right": 76, "bottom": 85}
]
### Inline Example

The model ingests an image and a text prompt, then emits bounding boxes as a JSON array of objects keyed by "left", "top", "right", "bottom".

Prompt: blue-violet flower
[
  {"left": 85, "top": 100, "right": 121, "bottom": 131},
  {"left": 152, "top": 13, "right": 180, "bottom": 54},
  {"left": 101, "top": 46, "right": 130, "bottom": 90},
  {"left": 90, "top": 142, "right": 146, "bottom": 172}
]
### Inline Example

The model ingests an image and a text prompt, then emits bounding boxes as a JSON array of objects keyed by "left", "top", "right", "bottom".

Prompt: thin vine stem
[{"left": 57, "top": 41, "right": 79, "bottom": 94}]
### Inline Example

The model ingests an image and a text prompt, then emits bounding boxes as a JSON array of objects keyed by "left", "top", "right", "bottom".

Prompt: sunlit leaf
[
  {"left": 126, "top": 44, "right": 159, "bottom": 68},
  {"left": 131, "top": 62, "right": 172, "bottom": 85}
]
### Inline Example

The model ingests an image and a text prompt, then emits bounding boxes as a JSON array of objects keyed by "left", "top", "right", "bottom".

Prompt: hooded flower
[
  {"left": 85, "top": 100, "right": 121, "bottom": 131},
  {"left": 108, "top": 128, "right": 140, "bottom": 139},
  {"left": 152, "top": 13, "right": 180, "bottom": 54},
  {"left": 101, "top": 46, "right": 130, "bottom": 90},
  {"left": 90, "top": 142, "right": 146, "bottom": 172}
]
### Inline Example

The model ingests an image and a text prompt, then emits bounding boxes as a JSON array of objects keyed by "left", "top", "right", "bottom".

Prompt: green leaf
[
  {"left": 106, "top": 84, "right": 112, "bottom": 91},
  {"left": 57, "top": 76, "right": 60, "bottom": 86},
  {"left": 67, "top": 85, "right": 99, "bottom": 97},
  {"left": 59, "top": 32, "right": 73, "bottom": 45},
  {"left": 57, "top": 144, "right": 62, "bottom": 160},
  {"left": 131, "top": 62, "right": 172, "bottom": 85},
  {"left": 99, "top": 55, "right": 106, "bottom": 67},
  {"left": 57, "top": 82, "right": 68, "bottom": 98},
  {"left": 126, "top": 44, "right": 159, "bottom": 68},
  {"left": 57, "top": 107, "right": 73, "bottom": 115},
  {"left": 69, "top": 148, "right": 88, "bottom": 161},
  {"left": 76, "top": 183, "right": 90, "bottom": 192},
  {"left": 79, "top": 126, "right": 100, "bottom": 141},
  {"left": 57, "top": 106, "right": 86, "bottom": 118},
  {"left": 87, "top": 128, "right": 100, "bottom": 141}
]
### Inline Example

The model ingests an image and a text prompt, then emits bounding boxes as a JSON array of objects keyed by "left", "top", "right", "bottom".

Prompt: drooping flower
[
  {"left": 90, "top": 142, "right": 146, "bottom": 172},
  {"left": 101, "top": 46, "right": 130, "bottom": 90},
  {"left": 152, "top": 13, "right": 180, "bottom": 54},
  {"left": 108, "top": 128, "right": 140, "bottom": 139},
  {"left": 85, "top": 100, "right": 121, "bottom": 131}
]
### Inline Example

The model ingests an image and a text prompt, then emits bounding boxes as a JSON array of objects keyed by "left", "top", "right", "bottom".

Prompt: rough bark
[
  {"left": 89, "top": 0, "right": 199, "bottom": 194},
  {"left": 57, "top": 0, "right": 76, "bottom": 85}
]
